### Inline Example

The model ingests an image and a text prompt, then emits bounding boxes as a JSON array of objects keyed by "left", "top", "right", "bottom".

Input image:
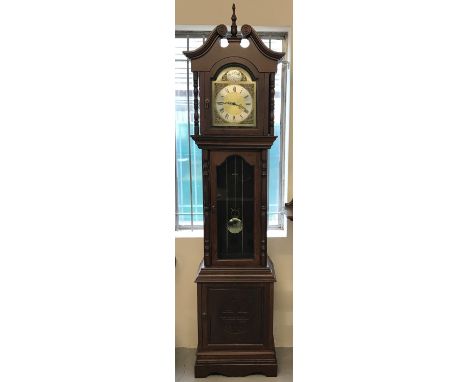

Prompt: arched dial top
[{"left": 212, "top": 66, "right": 256, "bottom": 127}]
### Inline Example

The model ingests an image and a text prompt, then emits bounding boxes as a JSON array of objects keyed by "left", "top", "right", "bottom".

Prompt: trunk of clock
[
  {"left": 192, "top": 137, "right": 276, "bottom": 268},
  {"left": 192, "top": 137, "right": 277, "bottom": 377},
  {"left": 194, "top": 258, "right": 277, "bottom": 378}
]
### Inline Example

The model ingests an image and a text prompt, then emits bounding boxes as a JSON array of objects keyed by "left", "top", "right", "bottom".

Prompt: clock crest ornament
[{"left": 184, "top": 4, "right": 285, "bottom": 378}]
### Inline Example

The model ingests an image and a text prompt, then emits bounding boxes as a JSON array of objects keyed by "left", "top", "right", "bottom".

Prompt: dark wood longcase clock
[{"left": 184, "top": 4, "right": 284, "bottom": 378}]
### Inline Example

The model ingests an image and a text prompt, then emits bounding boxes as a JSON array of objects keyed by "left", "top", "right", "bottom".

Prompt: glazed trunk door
[{"left": 210, "top": 151, "right": 261, "bottom": 266}]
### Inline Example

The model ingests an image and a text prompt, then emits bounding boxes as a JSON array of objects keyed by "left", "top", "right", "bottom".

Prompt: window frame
[{"left": 175, "top": 27, "right": 290, "bottom": 236}]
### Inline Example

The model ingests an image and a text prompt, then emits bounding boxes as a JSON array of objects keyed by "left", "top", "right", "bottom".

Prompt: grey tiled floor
[{"left": 175, "top": 348, "right": 293, "bottom": 382}]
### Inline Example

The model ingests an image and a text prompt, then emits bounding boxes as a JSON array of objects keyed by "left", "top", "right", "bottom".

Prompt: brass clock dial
[
  {"left": 212, "top": 67, "right": 256, "bottom": 127},
  {"left": 215, "top": 84, "right": 253, "bottom": 123}
]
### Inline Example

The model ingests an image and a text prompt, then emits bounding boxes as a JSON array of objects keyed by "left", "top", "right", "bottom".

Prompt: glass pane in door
[{"left": 216, "top": 155, "right": 254, "bottom": 259}]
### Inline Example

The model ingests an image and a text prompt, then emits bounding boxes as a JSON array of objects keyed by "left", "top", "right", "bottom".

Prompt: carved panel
[
  {"left": 206, "top": 285, "right": 263, "bottom": 345},
  {"left": 219, "top": 296, "right": 251, "bottom": 334}
]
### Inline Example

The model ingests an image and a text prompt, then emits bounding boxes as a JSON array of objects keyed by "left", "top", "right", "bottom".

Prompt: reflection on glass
[{"left": 217, "top": 156, "right": 254, "bottom": 259}]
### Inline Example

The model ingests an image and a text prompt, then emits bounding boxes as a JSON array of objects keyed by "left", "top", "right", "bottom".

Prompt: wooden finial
[{"left": 231, "top": 3, "right": 238, "bottom": 37}]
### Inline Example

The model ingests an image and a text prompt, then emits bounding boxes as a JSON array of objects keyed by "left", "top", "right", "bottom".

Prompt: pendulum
[
  {"left": 226, "top": 156, "right": 243, "bottom": 234},
  {"left": 227, "top": 208, "right": 243, "bottom": 234}
]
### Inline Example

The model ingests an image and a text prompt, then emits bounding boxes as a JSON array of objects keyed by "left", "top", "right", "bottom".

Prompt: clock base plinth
[
  {"left": 194, "top": 258, "right": 277, "bottom": 378},
  {"left": 195, "top": 350, "right": 278, "bottom": 378}
]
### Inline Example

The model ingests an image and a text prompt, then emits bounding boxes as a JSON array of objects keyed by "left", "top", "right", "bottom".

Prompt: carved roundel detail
[
  {"left": 218, "top": 297, "right": 251, "bottom": 334},
  {"left": 216, "top": 24, "right": 228, "bottom": 37},
  {"left": 241, "top": 24, "right": 252, "bottom": 38}
]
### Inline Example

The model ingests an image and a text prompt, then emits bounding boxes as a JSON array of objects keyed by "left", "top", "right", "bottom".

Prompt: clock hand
[
  {"left": 233, "top": 103, "right": 248, "bottom": 113},
  {"left": 222, "top": 101, "right": 248, "bottom": 113}
]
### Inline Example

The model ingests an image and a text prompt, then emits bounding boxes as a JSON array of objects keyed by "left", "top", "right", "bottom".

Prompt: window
[{"left": 175, "top": 30, "right": 289, "bottom": 231}]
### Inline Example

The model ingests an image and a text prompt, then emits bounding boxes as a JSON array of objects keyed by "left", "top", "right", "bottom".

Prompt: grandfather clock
[{"left": 184, "top": 4, "right": 284, "bottom": 378}]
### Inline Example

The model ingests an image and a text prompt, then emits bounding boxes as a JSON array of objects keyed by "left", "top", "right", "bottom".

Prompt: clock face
[
  {"left": 212, "top": 67, "right": 256, "bottom": 127},
  {"left": 215, "top": 84, "right": 253, "bottom": 123}
]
